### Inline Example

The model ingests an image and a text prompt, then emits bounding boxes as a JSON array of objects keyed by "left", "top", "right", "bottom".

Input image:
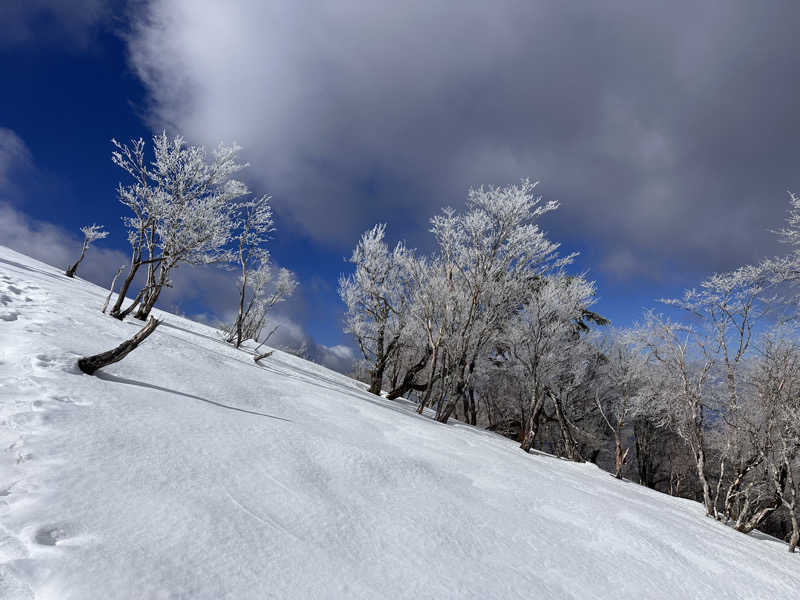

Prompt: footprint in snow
[
  {"left": 0, "top": 312, "right": 19, "bottom": 322},
  {"left": 34, "top": 525, "right": 68, "bottom": 546},
  {"left": 34, "top": 354, "right": 53, "bottom": 368},
  {"left": 49, "top": 393, "right": 90, "bottom": 407}
]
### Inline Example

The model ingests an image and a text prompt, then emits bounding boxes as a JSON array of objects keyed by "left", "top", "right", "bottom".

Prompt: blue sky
[{"left": 2, "top": 1, "right": 800, "bottom": 364}]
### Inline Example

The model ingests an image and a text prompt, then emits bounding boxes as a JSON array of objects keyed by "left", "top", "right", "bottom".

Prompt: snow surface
[{"left": 0, "top": 244, "right": 798, "bottom": 599}]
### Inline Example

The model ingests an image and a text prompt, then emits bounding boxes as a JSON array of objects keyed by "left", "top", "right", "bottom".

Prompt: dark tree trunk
[
  {"left": 65, "top": 241, "right": 88, "bottom": 278},
  {"left": 110, "top": 231, "right": 146, "bottom": 319},
  {"left": 234, "top": 256, "right": 248, "bottom": 348},
  {"left": 417, "top": 347, "right": 440, "bottom": 414},
  {"left": 460, "top": 388, "right": 470, "bottom": 423},
  {"left": 436, "top": 379, "right": 463, "bottom": 424},
  {"left": 434, "top": 383, "right": 448, "bottom": 419},
  {"left": 134, "top": 262, "right": 170, "bottom": 320},
  {"left": 254, "top": 350, "right": 273, "bottom": 363},
  {"left": 435, "top": 355, "right": 467, "bottom": 423},
  {"left": 110, "top": 261, "right": 141, "bottom": 319},
  {"left": 78, "top": 317, "right": 161, "bottom": 375},
  {"left": 134, "top": 286, "right": 161, "bottom": 320},
  {"left": 387, "top": 346, "right": 432, "bottom": 400},
  {"left": 368, "top": 326, "right": 387, "bottom": 395},
  {"left": 634, "top": 418, "right": 658, "bottom": 488},
  {"left": 467, "top": 387, "right": 477, "bottom": 425},
  {"left": 117, "top": 286, "right": 148, "bottom": 320}
]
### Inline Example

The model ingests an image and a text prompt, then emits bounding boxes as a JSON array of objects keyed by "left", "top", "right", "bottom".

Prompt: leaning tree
[
  {"left": 108, "top": 132, "right": 248, "bottom": 320},
  {"left": 65, "top": 224, "right": 108, "bottom": 278}
]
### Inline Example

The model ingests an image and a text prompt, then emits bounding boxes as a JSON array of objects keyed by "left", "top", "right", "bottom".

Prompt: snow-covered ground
[{"left": 0, "top": 245, "right": 798, "bottom": 599}]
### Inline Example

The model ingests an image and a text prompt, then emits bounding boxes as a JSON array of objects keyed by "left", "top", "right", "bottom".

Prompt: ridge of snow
[{"left": 0, "top": 244, "right": 798, "bottom": 599}]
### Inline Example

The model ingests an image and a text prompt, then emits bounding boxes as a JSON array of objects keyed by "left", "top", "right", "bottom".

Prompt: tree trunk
[
  {"left": 785, "top": 463, "right": 798, "bottom": 552},
  {"left": 436, "top": 378, "right": 464, "bottom": 423},
  {"left": 552, "top": 392, "right": 582, "bottom": 462},
  {"left": 117, "top": 285, "right": 148, "bottom": 320},
  {"left": 65, "top": 241, "right": 88, "bottom": 278},
  {"left": 390, "top": 349, "right": 401, "bottom": 391},
  {"left": 78, "top": 317, "right": 161, "bottom": 375},
  {"left": 436, "top": 356, "right": 467, "bottom": 423},
  {"left": 254, "top": 350, "right": 273, "bottom": 363},
  {"left": 110, "top": 261, "right": 141, "bottom": 318},
  {"left": 417, "top": 346, "right": 439, "bottom": 414},
  {"left": 234, "top": 256, "right": 247, "bottom": 347},
  {"left": 134, "top": 287, "right": 159, "bottom": 320},
  {"left": 467, "top": 387, "right": 477, "bottom": 426},
  {"left": 788, "top": 512, "right": 799, "bottom": 553},
  {"left": 387, "top": 346, "right": 433, "bottom": 400},
  {"left": 694, "top": 443, "right": 713, "bottom": 516},
  {"left": 461, "top": 389, "right": 470, "bottom": 424},
  {"left": 434, "top": 383, "right": 448, "bottom": 420},
  {"left": 724, "top": 455, "right": 761, "bottom": 522},
  {"left": 134, "top": 263, "right": 169, "bottom": 320},
  {"left": 634, "top": 418, "right": 657, "bottom": 488},
  {"left": 520, "top": 391, "right": 544, "bottom": 453},
  {"left": 735, "top": 495, "right": 778, "bottom": 533},
  {"left": 102, "top": 266, "right": 126, "bottom": 313},
  {"left": 614, "top": 428, "right": 625, "bottom": 479},
  {"left": 368, "top": 326, "right": 387, "bottom": 395},
  {"left": 368, "top": 363, "right": 385, "bottom": 395}
]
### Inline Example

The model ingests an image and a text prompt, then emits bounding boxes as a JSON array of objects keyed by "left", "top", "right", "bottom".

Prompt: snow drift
[{"left": 0, "top": 245, "right": 798, "bottom": 599}]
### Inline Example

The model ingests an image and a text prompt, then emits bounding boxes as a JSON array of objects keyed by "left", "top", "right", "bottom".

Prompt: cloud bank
[{"left": 126, "top": 0, "right": 800, "bottom": 280}]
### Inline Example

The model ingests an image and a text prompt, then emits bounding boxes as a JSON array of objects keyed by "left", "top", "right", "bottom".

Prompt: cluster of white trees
[
  {"left": 340, "top": 180, "right": 599, "bottom": 430},
  {"left": 340, "top": 180, "right": 800, "bottom": 552},
  {"left": 75, "top": 132, "right": 296, "bottom": 372}
]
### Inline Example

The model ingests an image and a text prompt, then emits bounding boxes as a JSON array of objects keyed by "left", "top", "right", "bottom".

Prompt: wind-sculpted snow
[{"left": 0, "top": 245, "right": 798, "bottom": 599}]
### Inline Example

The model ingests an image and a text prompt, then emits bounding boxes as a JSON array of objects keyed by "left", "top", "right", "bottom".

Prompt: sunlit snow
[{"left": 1, "top": 246, "right": 798, "bottom": 599}]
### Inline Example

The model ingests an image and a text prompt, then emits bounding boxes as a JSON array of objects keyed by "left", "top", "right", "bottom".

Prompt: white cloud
[{"left": 126, "top": 0, "right": 797, "bottom": 282}]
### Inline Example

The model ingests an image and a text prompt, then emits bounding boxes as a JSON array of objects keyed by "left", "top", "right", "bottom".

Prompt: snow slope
[{"left": 0, "top": 245, "right": 798, "bottom": 600}]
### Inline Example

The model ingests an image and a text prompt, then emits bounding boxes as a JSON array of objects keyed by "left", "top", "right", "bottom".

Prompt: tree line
[{"left": 339, "top": 180, "right": 800, "bottom": 552}]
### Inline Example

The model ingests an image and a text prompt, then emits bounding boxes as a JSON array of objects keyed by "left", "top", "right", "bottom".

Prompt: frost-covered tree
[
  {"left": 108, "top": 132, "right": 247, "bottom": 320},
  {"left": 634, "top": 312, "right": 717, "bottom": 515},
  {"left": 225, "top": 258, "right": 297, "bottom": 348},
  {"left": 339, "top": 224, "right": 413, "bottom": 395},
  {"left": 65, "top": 224, "right": 108, "bottom": 278},
  {"left": 431, "top": 180, "right": 574, "bottom": 424},
  {"left": 224, "top": 196, "right": 296, "bottom": 348},
  {"left": 753, "top": 328, "right": 800, "bottom": 551},
  {"left": 503, "top": 273, "right": 597, "bottom": 453},
  {"left": 594, "top": 330, "right": 649, "bottom": 478},
  {"left": 394, "top": 255, "right": 451, "bottom": 409},
  {"left": 661, "top": 264, "right": 773, "bottom": 518}
]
